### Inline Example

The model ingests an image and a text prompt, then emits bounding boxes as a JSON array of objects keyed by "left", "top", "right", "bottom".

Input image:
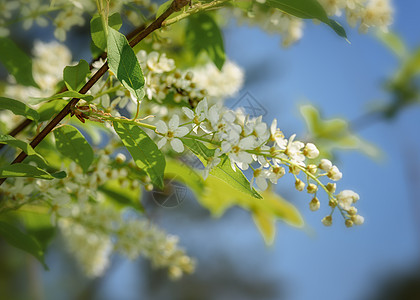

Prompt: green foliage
[
  {"left": 199, "top": 175, "right": 303, "bottom": 245},
  {"left": 0, "top": 163, "right": 65, "bottom": 180},
  {"left": 182, "top": 139, "right": 262, "bottom": 199},
  {"left": 186, "top": 13, "right": 226, "bottom": 70},
  {"left": 300, "top": 104, "right": 380, "bottom": 158},
  {"left": 107, "top": 26, "right": 145, "bottom": 102},
  {"left": 0, "top": 97, "right": 39, "bottom": 121},
  {"left": 54, "top": 125, "right": 94, "bottom": 173},
  {"left": 377, "top": 31, "right": 407, "bottom": 60},
  {"left": 0, "top": 221, "right": 48, "bottom": 269},
  {"left": 156, "top": 0, "right": 183, "bottom": 19},
  {"left": 0, "top": 37, "right": 38, "bottom": 88},
  {"left": 63, "top": 59, "right": 90, "bottom": 91},
  {"left": 37, "top": 100, "right": 67, "bottom": 122},
  {"left": 165, "top": 158, "right": 205, "bottom": 196},
  {"left": 113, "top": 122, "right": 165, "bottom": 189},
  {"left": 265, "top": 0, "right": 347, "bottom": 38},
  {"left": 90, "top": 12, "right": 123, "bottom": 51},
  {"left": 0, "top": 135, "right": 48, "bottom": 166},
  {"left": 29, "top": 91, "right": 94, "bottom": 105}
]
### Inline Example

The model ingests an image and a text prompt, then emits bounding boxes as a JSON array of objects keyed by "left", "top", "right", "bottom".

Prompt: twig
[
  {"left": 0, "top": 23, "right": 147, "bottom": 151},
  {"left": 0, "top": 0, "right": 187, "bottom": 186}
]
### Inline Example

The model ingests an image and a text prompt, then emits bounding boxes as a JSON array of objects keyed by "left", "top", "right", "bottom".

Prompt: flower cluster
[
  {"left": 234, "top": 0, "right": 393, "bottom": 47},
  {"left": 0, "top": 0, "right": 157, "bottom": 41},
  {"left": 60, "top": 203, "right": 195, "bottom": 278},
  {"left": 1, "top": 148, "right": 195, "bottom": 278},
  {"left": 151, "top": 99, "right": 364, "bottom": 227}
]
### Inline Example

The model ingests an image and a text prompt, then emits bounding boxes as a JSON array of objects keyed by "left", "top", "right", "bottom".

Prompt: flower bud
[
  {"left": 322, "top": 216, "right": 332, "bottom": 226},
  {"left": 327, "top": 165, "right": 342, "bottom": 181},
  {"left": 351, "top": 215, "right": 365, "bottom": 225},
  {"left": 295, "top": 179, "right": 305, "bottom": 191},
  {"left": 309, "top": 197, "right": 320, "bottom": 211},
  {"left": 145, "top": 184, "right": 154, "bottom": 191},
  {"left": 345, "top": 219, "right": 354, "bottom": 228},
  {"left": 326, "top": 182, "right": 336, "bottom": 193},
  {"left": 307, "top": 164, "right": 317, "bottom": 174},
  {"left": 307, "top": 183, "right": 318, "bottom": 194},
  {"left": 303, "top": 143, "right": 319, "bottom": 159},
  {"left": 348, "top": 207, "right": 358, "bottom": 215},
  {"left": 318, "top": 159, "right": 332, "bottom": 171},
  {"left": 115, "top": 153, "right": 126, "bottom": 164}
]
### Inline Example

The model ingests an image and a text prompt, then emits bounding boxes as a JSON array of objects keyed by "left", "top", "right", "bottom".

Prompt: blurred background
[{"left": 1, "top": 1, "right": 420, "bottom": 300}]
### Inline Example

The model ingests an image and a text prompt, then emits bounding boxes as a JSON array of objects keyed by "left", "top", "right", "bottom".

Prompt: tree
[{"left": 0, "top": 0, "right": 394, "bottom": 288}]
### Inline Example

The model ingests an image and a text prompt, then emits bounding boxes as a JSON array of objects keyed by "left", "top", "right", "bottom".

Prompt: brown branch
[
  {"left": 0, "top": 0, "right": 186, "bottom": 186},
  {"left": 0, "top": 23, "right": 148, "bottom": 151}
]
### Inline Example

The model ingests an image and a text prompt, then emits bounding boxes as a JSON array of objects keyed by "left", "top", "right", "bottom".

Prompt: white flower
[
  {"left": 328, "top": 165, "right": 342, "bottom": 181},
  {"left": 267, "top": 161, "right": 285, "bottom": 184},
  {"left": 336, "top": 190, "right": 360, "bottom": 210},
  {"left": 251, "top": 167, "right": 269, "bottom": 191},
  {"left": 221, "top": 136, "right": 256, "bottom": 170},
  {"left": 303, "top": 143, "right": 319, "bottom": 159},
  {"left": 352, "top": 215, "right": 365, "bottom": 225},
  {"left": 155, "top": 115, "right": 189, "bottom": 153},
  {"left": 270, "top": 119, "right": 287, "bottom": 149},
  {"left": 319, "top": 158, "right": 332, "bottom": 171},
  {"left": 284, "top": 134, "right": 305, "bottom": 164},
  {"left": 183, "top": 99, "right": 208, "bottom": 132},
  {"left": 202, "top": 148, "right": 221, "bottom": 179}
]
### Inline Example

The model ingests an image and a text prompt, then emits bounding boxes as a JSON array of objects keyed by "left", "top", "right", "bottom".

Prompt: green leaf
[
  {"left": 182, "top": 139, "right": 262, "bottom": 199},
  {"left": 186, "top": 14, "right": 226, "bottom": 70},
  {"left": 265, "top": 0, "right": 328, "bottom": 21},
  {"left": 0, "top": 37, "right": 38, "bottom": 88},
  {"left": 0, "top": 221, "right": 48, "bottom": 270},
  {"left": 90, "top": 12, "right": 123, "bottom": 51},
  {"left": 252, "top": 209, "right": 276, "bottom": 246},
  {"left": 300, "top": 104, "right": 381, "bottom": 158},
  {"left": 377, "top": 31, "right": 407, "bottom": 59},
  {"left": 54, "top": 125, "right": 94, "bottom": 173},
  {"left": 165, "top": 158, "right": 205, "bottom": 196},
  {"left": 156, "top": 0, "right": 183, "bottom": 19},
  {"left": 113, "top": 122, "right": 165, "bottom": 189},
  {"left": 37, "top": 100, "right": 67, "bottom": 122},
  {"left": 327, "top": 19, "right": 348, "bottom": 40},
  {"left": 0, "top": 135, "right": 48, "bottom": 166},
  {"left": 0, "top": 163, "right": 57, "bottom": 179},
  {"left": 29, "top": 91, "right": 94, "bottom": 105},
  {"left": 107, "top": 27, "right": 145, "bottom": 101},
  {"left": 0, "top": 97, "right": 39, "bottom": 121},
  {"left": 63, "top": 59, "right": 90, "bottom": 91},
  {"left": 259, "top": 190, "right": 304, "bottom": 227},
  {"left": 265, "top": 0, "right": 347, "bottom": 38}
]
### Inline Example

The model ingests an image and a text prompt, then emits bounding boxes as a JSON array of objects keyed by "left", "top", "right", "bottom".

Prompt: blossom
[
  {"left": 251, "top": 167, "right": 269, "bottom": 191},
  {"left": 336, "top": 190, "right": 360, "bottom": 210},
  {"left": 328, "top": 165, "right": 343, "bottom": 181},
  {"left": 221, "top": 136, "right": 256, "bottom": 170},
  {"left": 155, "top": 115, "right": 189, "bottom": 153}
]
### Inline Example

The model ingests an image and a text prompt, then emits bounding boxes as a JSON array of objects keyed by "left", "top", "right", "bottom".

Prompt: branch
[
  {"left": 0, "top": 23, "right": 148, "bottom": 151},
  {"left": 0, "top": 0, "right": 187, "bottom": 186}
]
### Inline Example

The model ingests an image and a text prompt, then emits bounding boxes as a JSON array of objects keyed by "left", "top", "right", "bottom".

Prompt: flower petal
[
  {"left": 157, "top": 137, "right": 167, "bottom": 149},
  {"left": 155, "top": 120, "right": 168, "bottom": 134},
  {"left": 170, "top": 138, "right": 184, "bottom": 153},
  {"left": 168, "top": 114, "right": 179, "bottom": 130}
]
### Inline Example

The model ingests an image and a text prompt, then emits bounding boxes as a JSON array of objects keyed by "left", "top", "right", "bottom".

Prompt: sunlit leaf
[
  {"left": 182, "top": 139, "right": 262, "bottom": 199},
  {"left": 29, "top": 91, "right": 94, "bottom": 105},
  {"left": 0, "top": 163, "right": 61, "bottom": 179},
  {"left": 252, "top": 209, "right": 276, "bottom": 246},
  {"left": 186, "top": 13, "right": 226, "bottom": 70},
  {"left": 113, "top": 122, "right": 165, "bottom": 189},
  {"left": 90, "top": 12, "right": 122, "bottom": 51},
  {"left": 107, "top": 26, "right": 145, "bottom": 102},
  {"left": 54, "top": 125, "right": 94, "bottom": 173},
  {"left": 63, "top": 59, "right": 90, "bottom": 91},
  {"left": 0, "top": 97, "right": 39, "bottom": 121}
]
